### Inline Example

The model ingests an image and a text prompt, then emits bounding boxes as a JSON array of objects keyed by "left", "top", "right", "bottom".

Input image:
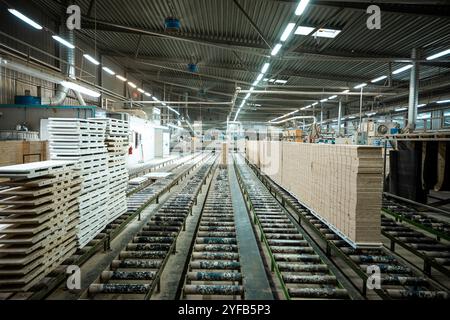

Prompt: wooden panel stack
[
  {"left": 246, "top": 141, "right": 383, "bottom": 247},
  {"left": 245, "top": 140, "right": 260, "bottom": 167},
  {"left": 48, "top": 118, "right": 109, "bottom": 248},
  {"left": 0, "top": 160, "right": 81, "bottom": 291},
  {"left": 0, "top": 141, "right": 49, "bottom": 167},
  {"left": 94, "top": 118, "right": 129, "bottom": 224},
  {"left": 221, "top": 142, "right": 228, "bottom": 166},
  {"left": 259, "top": 141, "right": 283, "bottom": 185}
]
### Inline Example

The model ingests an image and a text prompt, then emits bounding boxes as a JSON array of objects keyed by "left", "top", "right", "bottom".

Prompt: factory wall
[{"left": 127, "top": 116, "right": 157, "bottom": 167}]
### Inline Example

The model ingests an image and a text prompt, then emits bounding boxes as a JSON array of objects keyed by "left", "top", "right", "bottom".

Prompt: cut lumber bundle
[
  {"left": 0, "top": 160, "right": 81, "bottom": 291},
  {"left": 48, "top": 118, "right": 109, "bottom": 248},
  {"left": 0, "top": 141, "right": 49, "bottom": 167},
  {"left": 246, "top": 141, "right": 383, "bottom": 247},
  {"left": 93, "top": 118, "right": 129, "bottom": 224}
]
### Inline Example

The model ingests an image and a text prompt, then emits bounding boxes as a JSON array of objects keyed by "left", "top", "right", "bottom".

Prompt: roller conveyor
[
  {"left": 182, "top": 168, "right": 244, "bottom": 299},
  {"left": 234, "top": 156, "right": 350, "bottom": 300},
  {"left": 244, "top": 157, "right": 449, "bottom": 300},
  {"left": 85, "top": 156, "right": 216, "bottom": 299}
]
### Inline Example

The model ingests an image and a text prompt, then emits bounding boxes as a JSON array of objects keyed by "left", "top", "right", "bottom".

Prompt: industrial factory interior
[{"left": 0, "top": 0, "right": 450, "bottom": 309}]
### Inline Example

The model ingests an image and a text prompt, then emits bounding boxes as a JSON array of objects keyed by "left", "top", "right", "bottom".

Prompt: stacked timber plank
[
  {"left": 221, "top": 142, "right": 228, "bottom": 166},
  {"left": 0, "top": 141, "right": 49, "bottom": 167},
  {"left": 247, "top": 141, "right": 383, "bottom": 247},
  {"left": 93, "top": 118, "right": 129, "bottom": 224},
  {"left": 48, "top": 118, "right": 109, "bottom": 248},
  {"left": 0, "top": 160, "right": 81, "bottom": 291}
]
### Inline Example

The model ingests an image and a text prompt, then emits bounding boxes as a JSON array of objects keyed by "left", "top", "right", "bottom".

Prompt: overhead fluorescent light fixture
[
  {"left": 144, "top": 92, "right": 152, "bottom": 97},
  {"left": 116, "top": 75, "right": 127, "bottom": 81},
  {"left": 295, "top": 0, "right": 310, "bottom": 16},
  {"left": 52, "top": 35, "right": 75, "bottom": 49},
  {"left": 395, "top": 107, "right": 408, "bottom": 112},
  {"left": 371, "top": 75, "right": 387, "bottom": 83},
  {"left": 271, "top": 44, "right": 282, "bottom": 56},
  {"left": 252, "top": 80, "right": 260, "bottom": 86},
  {"left": 244, "top": 93, "right": 251, "bottom": 100},
  {"left": 263, "top": 78, "right": 269, "bottom": 82},
  {"left": 61, "top": 81, "right": 100, "bottom": 98},
  {"left": 269, "top": 79, "right": 276, "bottom": 83},
  {"left": 167, "top": 106, "right": 180, "bottom": 115},
  {"left": 102, "top": 67, "right": 115, "bottom": 75},
  {"left": 151, "top": 96, "right": 158, "bottom": 101},
  {"left": 261, "top": 63, "right": 270, "bottom": 73},
  {"left": 437, "top": 99, "right": 450, "bottom": 104},
  {"left": 274, "top": 79, "right": 287, "bottom": 84},
  {"left": 426, "top": 49, "right": 450, "bottom": 61},
  {"left": 295, "top": 26, "right": 315, "bottom": 36},
  {"left": 329, "top": 95, "right": 337, "bottom": 100},
  {"left": 249, "top": 87, "right": 255, "bottom": 92},
  {"left": 137, "top": 88, "right": 145, "bottom": 93},
  {"left": 128, "top": 82, "right": 137, "bottom": 88},
  {"left": 320, "top": 98, "right": 328, "bottom": 103},
  {"left": 341, "top": 89, "right": 350, "bottom": 94},
  {"left": 270, "top": 110, "right": 299, "bottom": 122},
  {"left": 354, "top": 83, "right": 367, "bottom": 89},
  {"left": 366, "top": 112, "right": 377, "bottom": 116},
  {"left": 418, "top": 103, "right": 426, "bottom": 108},
  {"left": 83, "top": 54, "right": 100, "bottom": 65},
  {"left": 347, "top": 116, "right": 356, "bottom": 119},
  {"left": 300, "top": 105, "right": 312, "bottom": 110},
  {"left": 280, "top": 23, "right": 296, "bottom": 42},
  {"left": 312, "top": 102, "right": 319, "bottom": 106},
  {"left": 8, "top": 9, "right": 42, "bottom": 30},
  {"left": 312, "top": 28, "right": 341, "bottom": 39},
  {"left": 392, "top": 64, "right": 413, "bottom": 75},
  {"left": 256, "top": 73, "right": 264, "bottom": 81}
]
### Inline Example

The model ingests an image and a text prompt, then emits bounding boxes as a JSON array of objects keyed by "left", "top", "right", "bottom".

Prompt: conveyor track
[
  {"left": 181, "top": 168, "right": 244, "bottom": 299},
  {"left": 244, "top": 157, "right": 449, "bottom": 300},
  {"left": 235, "top": 157, "right": 350, "bottom": 300},
  {"left": 85, "top": 156, "right": 217, "bottom": 299}
]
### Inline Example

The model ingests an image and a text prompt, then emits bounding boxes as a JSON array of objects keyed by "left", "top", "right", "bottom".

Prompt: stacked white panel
[{"left": 48, "top": 118, "right": 109, "bottom": 248}]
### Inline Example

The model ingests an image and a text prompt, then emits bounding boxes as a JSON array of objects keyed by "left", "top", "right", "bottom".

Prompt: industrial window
[
  {"left": 444, "top": 109, "right": 450, "bottom": 128},
  {"left": 416, "top": 112, "right": 431, "bottom": 130}
]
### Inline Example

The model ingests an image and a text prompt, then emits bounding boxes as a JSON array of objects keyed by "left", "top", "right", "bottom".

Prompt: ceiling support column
[{"left": 407, "top": 48, "right": 420, "bottom": 131}]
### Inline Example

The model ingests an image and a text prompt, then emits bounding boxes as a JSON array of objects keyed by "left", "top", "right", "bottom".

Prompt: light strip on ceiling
[
  {"left": 395, "top": 107, "right": 408, "bottom": 111},
  {"left": 300, "top": 105, "right": 312, "bottom": 110},
  {"left": 61, "top": 81, "right": 100, "bottom": 98},
  {"left": 354, "top": 83, "right": 367, "bottom": 89},
  {"left": 8, "top": 9, "right": 42, "bottom": 30},
  {"left": 83, "top": 54, "right": 100, "bottom": 65},
  {"left": 328, "top": 95, "right": 337, "bottom": 100},
  {"left": 271, "top": 44, "right": 282, "bottom": 56},
  {"left": 144, "top": 92, "right": 152, "bottom": 97},
  {"left": 116, "top": 75, "right": 127, "bottom": 81},
  {"left": 256, "top": 73, "right": 264, "bottom": 81},
  {"left": 137, "top": 88, "right": 145, "bottom": 93},
  {"left": 295, "top": 26, "right": 315, "bottom": 35},
  {"left": 371, "top": 75, "right": 387, "bottom": 83},
  {"left": 295, "top": 0, "right": 310, "bottom": 16},
  {"left": 392, "top": 64, "right": 413, "bottom": 75},
  {"left": 437, "top": 99, "right": 450, "bottom": 104},
  {"left": 167, "top": 106, "right": 180, "bottom": 115},
  {"left": 280, "top": 23, "right": 296, "bottom": 42},
  {"left": 261, "top": 63, "right": 270, "bottom": 73},
  {"left": 128, "top": 82, "right": 137, "bottom": 88},
  {"left": 270, "top": 110, "right": 299, "bottom": 122},
  {"left": 320, "top": 98, "right": 328, "bottom": 103},
  {"left": 102, "top": 67, "right": 115, "bottom": 75},
  {"left": 426, "top": 49, "right": 450, "bottom": 61},
  {"left": 52, "top": 35, "right": 75, "bottom": 49}
]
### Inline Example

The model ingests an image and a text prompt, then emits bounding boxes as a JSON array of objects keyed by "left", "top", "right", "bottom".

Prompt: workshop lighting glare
[
  {"left": 329, "top": 95, "right": 337, "bottom": 100},
  {"left": 437, "top": 99, "right": 450, "bottom": 104},
  {"left": 116, "top": 75, "right": 127, "bottom": 81},
  {"left": 8, "top": 9, "right": 42, "bottom": 30},
  {"left": 256, "top": 73, "right": 264, "bottom": 81},
  {"left": 341, "top": 89, "right": 350, "bottom": 94},
  {"left": 418, "top": 103, "right": 426, "bottom": 107},
  {"left": 261, "top": 63, "right": 270, "bottom": 73},
  {"left": 300, "top": 105, "right": 312, "bottom": 110},
  {"left": 366, "top": 112, "right": 377, "bottom": 116},
  {"left": 280, "top": 23, "right": 296, "bottom": 42},
  {"left": 61, "top": 81, "right": 101, "bottom": 98},
  {"left": 395, "top": 107, "right": 408, "bottom": 112},
  {"left": 244, "top": 93, "right": 251, "bottom": 99},
  {"left": 144, "top": 92, "right": 152, "bottom": 97},
  {"left": 128, "top": 82, "right": 137, "bottom": 88},
  {"left": 83, "top": 54, "right": 100, "bottom": 65},
  {"left": 252, "top": 80, "right": 260, "bottom": 86},
  {"left": 392, "top": 64, "right": 413, "bottom": 75},
  {"left": 426, "top": 49, "right": 450, "bottom": 60},
  {"left": 167, "top": 106, "right": 180, "bottom": 115},
  {"left": 274, "top": 79, "right": 288, "bottom": 84},
  {"left": 52, "top": 35, "right": 75, "bottom": 49},
  {"left": 151, "top": 96, "right": 158, "bottom": 101},
  {"left": 102, "top": 67, "right": 115, "bottom": 75},
  {"left": 354, "top": 83, "right": 367, "bottom": 89},
  {"left": 271, "top": 44, "right": 282, "bottom": 56},
  {"left": 320, "top": 98, "right": 328, "bottom": 103},
  {"left": 312, "top": 28, "right": 341, "bottom": 39},
  {"left": 312, "top": 102, "right": 318, "bottom": 106},
  {"left": 295, "top": 0, "right": 310, "bottom": 16},
  {"left": 137, "top": 88, "right": 145, "bottom": 93}
]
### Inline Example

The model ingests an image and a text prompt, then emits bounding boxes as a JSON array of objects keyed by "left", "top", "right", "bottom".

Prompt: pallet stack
[
  {"left": 0, "top": 160, "right": 81, "bottom": 291},
  {"left": 48, "top": 118, "right": 109, "bottom": 248},
  {"left": 94, "top": 118, "right": 129, "bottom": 224}
]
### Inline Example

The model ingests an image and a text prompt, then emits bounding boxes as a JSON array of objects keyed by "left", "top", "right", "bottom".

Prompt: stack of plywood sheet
[
  {"left": 94, "top": 118, "right": 129, "bottom": 224},
  {"left": 246, "top": 140, "right": 383, "bottom": 247},
  {"left": 282, "top": 143, "right": 383, "bottom": 247},
  {"left": 0, "top": 160, "right": 81, "bottom": 291},
  {"left": 48, "top": 118, "right": 109, "bottom": 248}
]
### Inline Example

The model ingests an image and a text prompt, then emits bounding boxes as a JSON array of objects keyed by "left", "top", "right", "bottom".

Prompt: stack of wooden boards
[
  {"left": 221, "top": 142, "right": 228, "bottom": 166},
  {"left": 246, "top": 141, "right": 383, "bottom": 247},
  {"left": 93, "top": 118, "right": 129, "bottom": 224},
  {"left": 48, "top": 118, "right": 109, "bottom": 248},
  {"left": 0, "top": 160, "right": 81, "bottom": 291},
  {"left": 0, "top": 141, "right": 49, "bottom": 167}
]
